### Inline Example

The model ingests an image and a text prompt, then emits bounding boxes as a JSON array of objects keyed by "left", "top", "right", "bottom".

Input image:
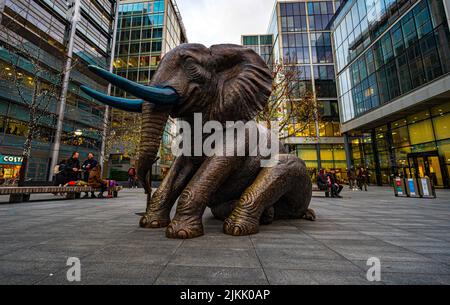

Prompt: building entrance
[{"left": 405, "top": 152, "right": 446, "bottom": 188}]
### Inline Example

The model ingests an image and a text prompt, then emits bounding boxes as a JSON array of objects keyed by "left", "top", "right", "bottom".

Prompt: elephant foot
[
  {"left": 139, "top": 213, "right": 171, "bottom": 229},
  {"left": 223, "top": 211, "right": 259, "bottom": 236},
  {"left": 166, "top": 218, "right": 204, "bottom": 239},
  {"left": 303, "top": 208, "right": 316, "bottom": 221}
]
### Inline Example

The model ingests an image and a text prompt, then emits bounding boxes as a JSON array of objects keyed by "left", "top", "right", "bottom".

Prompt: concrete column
[
  {"left": 48, "top": 0, "right": 81, "bottom": 181},
  {"left": 99, "top": 0, "right": 120, "bottom": 177},
  {"left": 344, "top": 133, "right": 352, "bottom": 170},
  {"left": 371, "top": 129, "right": 383, "bottom": 186}
]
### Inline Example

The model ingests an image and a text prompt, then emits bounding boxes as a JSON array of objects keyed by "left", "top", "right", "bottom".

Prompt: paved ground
[{"left": 0, "top": 187, "right": 450, "bottom": 285}]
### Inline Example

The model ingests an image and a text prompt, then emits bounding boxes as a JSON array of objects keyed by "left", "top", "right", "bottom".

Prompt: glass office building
[
  {"left": 253, "top": 0, "right": 345, "bottom": 182},
  {"left": 0, "top": 0, "right": 118, "bottom": 181},
  {"left": 109, "top": 0, "right": 187, "bottom": 181},
  {"left": 332, "top": 0, "right": 450, "bottom": 187}
]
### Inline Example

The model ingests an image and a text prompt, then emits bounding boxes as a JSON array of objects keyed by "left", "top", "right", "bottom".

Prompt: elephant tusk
[
  {"left": 87, "top": 65, "right": 181, "bottom": 105},
  {"left": 80, "top": 85, "right": 144, "bottom": 113}
]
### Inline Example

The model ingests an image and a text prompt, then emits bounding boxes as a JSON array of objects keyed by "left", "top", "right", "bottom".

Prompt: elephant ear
[{"left": 209, "top": 44, "right": 272, "bottom": 122}]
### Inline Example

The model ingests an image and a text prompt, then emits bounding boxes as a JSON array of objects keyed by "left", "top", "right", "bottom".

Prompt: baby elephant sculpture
[{"left": 81, "top": 43, "right": 314, "bottom": 239}]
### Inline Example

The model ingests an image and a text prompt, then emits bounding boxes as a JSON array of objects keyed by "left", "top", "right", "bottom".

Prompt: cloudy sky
[{"left": 176, "top": 0, "right": 275, "bottom": 47}]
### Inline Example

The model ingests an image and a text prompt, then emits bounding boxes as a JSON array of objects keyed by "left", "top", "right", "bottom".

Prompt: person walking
[
  {"left": 347, "top": 166, "right": 357, "bottom": 190},
  {"left": 82, "top": 153, "right": 98, "bottom": 198},
  {"left": 359, "top": 167, "right": 369, "bottom": 192},
  {"left": 65, "top": 152, "right": 81, "bottom": 183},
  {"left": 128, "top": 166, "right": 138, "bottom": 188}
]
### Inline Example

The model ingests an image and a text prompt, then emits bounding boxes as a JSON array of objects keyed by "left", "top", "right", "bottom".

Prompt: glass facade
[
  {"left": 110, "top": 0, "right": 186, "bottom": 181},
  {"left": 333, "top": 0, "right": 450, "bottom": 187},
  {"left": 0, "top": 0, "right": 117, "bottom": 181},
  {"left": 242, "top": 35, "right": 274, "bottom": 65},
  {"left": 263, "top": 0, "right": 347, "bottom": 180},
  {"left": 349, "top": 102, "right": 450, "bottom": 188},
  {"left": 334, "top": 0, "right": 450, "bottom": 122}
]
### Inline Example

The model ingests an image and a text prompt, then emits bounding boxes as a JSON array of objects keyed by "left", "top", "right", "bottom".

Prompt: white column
[
  {"left": 48, "top": 0, "right": 81, "bottom": 181},
  {"left": 100, "top": 0, "right": 120, "bottom": 177}
]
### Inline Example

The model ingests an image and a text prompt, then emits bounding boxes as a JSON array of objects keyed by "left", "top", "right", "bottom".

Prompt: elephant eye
[{"left": 184, "top": 58, "right": 206, "bottom": 82}]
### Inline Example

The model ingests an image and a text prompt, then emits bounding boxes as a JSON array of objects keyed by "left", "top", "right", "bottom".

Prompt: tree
[
  {"left": 257, "top": 61, "right": 318, "bottom": 141},
  {"left": 105, "top": 110, "right": 142, "bottom": 166},
  {"left": 0, "top": 9, "right": 77, "bottom": 186}
]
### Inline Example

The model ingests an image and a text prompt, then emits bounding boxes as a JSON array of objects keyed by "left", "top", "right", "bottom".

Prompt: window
[
  {"left": 413, "top": 0, "right": 433, "bottom": 39},
  {"left": 408, "top": 119, "right": 434, "bottom": 145},
  {"left": 407, "top": 44, "right": 426, "bottom": 87},
  {"left": 433, "top": 112, "right": 450, "bottom": 140},
  {"left": 402, "top": 12, "right": 418, "bottom": 48},
  {"left": 243, "top": 36, "right": 258, "bottom": 45},
  {"left": 397, "top": 52, "right": 412, "bottom": 93},
  {"left": 420, "top": 32, "right": 443, "bottom": 81},
  {"left": 6, "top": 119, "right": 28, "bottom": 137},
  {"left": 391, "top": 23, "right": 405, "bottom": 56},
  {"left": 314, "top": 66, "right": 337, "bottom": 98}
]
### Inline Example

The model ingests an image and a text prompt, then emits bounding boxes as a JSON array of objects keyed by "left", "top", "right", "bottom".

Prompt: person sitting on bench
[
  {"left": 317, "top": 169, "right": 330, "bottom": 198},
  {"left": 327, "top": 169, "right": 343, "bottom": 198},
  {"left": 88, "top": 165, "right": 107, "bottom": 199}
]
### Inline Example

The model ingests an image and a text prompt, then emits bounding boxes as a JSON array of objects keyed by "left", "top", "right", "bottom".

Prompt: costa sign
[{"left": 0, "top": 155, "right": 24, "bottom": 165}]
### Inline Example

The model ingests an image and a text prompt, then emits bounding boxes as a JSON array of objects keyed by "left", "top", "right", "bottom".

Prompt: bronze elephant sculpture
[{"left": 81, "top": 43, "right": 314, "bottom": 239}]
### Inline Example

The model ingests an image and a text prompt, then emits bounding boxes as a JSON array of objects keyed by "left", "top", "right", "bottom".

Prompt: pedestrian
[
  {"left": 128, "top": 166, "right": 138, "bottom": 188},
  {"left": 327, "top": 169, "right": 343, "bottom": 198},
  {"left": 65, "top": 152, "right": 81, "bottom": 183},
  {"left": 88, "top": 165, "right": 107, "bottom": 198},
  {"left": 358, "top": 167, "right": 369, "bottom": 192},
  {"left": 347, "top": 166, "right": 357, "bottom": 190},
  {"left": 82, "top": 153, "right": 98, "bottom": 198},
  {"left": 317, "top": 169, "right": 330, "bottom": 198}
]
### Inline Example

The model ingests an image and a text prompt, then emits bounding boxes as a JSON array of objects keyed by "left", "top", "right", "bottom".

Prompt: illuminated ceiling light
[
  {"left": 74, "top": 129, "right": 83, "bottom": 136},
  {"left": 5, "top": 67, "right": 10, "bottom": 71}
]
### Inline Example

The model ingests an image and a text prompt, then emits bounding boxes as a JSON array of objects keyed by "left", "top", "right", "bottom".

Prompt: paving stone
[{"left": 155, "top": 265, "right": 268, "bottom": 285}]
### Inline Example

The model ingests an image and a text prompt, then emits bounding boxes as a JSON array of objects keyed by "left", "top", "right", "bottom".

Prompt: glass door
[
  {"left": 428, "top": 156, "right": 444, "bottom": 187},
  {"left": 407, "top": 152, "right": 445, "bottom": 188}
]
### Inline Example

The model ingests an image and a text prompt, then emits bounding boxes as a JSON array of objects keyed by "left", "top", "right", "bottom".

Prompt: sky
[{"left": 176, "top": 0, "right": 276, "bottom": 47}]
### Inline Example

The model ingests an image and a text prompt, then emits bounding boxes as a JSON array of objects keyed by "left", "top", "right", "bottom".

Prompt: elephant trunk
[{"left": 138, "top": 102, "right": 171, "bottom": 194}]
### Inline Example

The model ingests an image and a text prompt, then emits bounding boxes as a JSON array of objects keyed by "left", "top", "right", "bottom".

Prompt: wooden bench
[
  {"left": 312, "top": 185, "right": 331, "bottom": 197},
  {"left": 0, "top": 186, "right": 123, "bottom": 203}
]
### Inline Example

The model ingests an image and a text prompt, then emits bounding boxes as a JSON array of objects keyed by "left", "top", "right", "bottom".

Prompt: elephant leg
[
  {"left": 166, "top": 157, "right": 237, "bottom": 239},
  {"left": 224, "top": 155, "right": 311, "bottom": 236},
  {"left": 140, "top": 156, "right": 196, "bottom": 228}
]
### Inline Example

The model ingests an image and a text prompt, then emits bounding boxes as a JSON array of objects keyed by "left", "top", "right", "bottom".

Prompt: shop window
[
  {"left": 6, "top": 119, "right": 28, "bottom": 137},
  {"left": 391, "top": 126, "right": 410, "bottom": 148},
  {"left": 296, "top": 144, "right": 318, "bottom": 163},
  {"left": 433, "top": 112, "right": 450, "bottom": 141},
  {"left": 408, "top": 119, "right": 435, "bottom": 145}
]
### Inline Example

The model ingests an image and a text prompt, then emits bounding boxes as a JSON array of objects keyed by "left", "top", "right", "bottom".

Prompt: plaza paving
[{"left": 0, "top": 186, "right": 450, "bottom": 285}]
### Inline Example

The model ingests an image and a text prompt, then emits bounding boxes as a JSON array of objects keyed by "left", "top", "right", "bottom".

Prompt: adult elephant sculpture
[{"left": 81, "top": 43, "right": 314, "bottom": 239}]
